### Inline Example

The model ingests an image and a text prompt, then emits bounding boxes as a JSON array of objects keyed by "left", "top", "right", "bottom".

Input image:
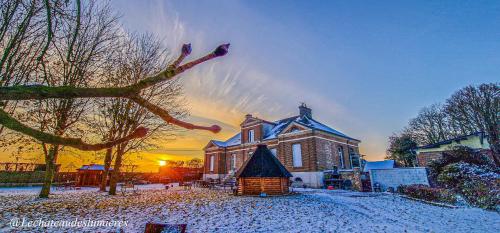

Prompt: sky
[{"left": 2, "top": 0, "right": 500, "bottom": 172}]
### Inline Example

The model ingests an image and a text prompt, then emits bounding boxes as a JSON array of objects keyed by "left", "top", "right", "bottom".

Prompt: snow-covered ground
[{"left": 0, "top": 184, "right": 498, "bottom": 233}]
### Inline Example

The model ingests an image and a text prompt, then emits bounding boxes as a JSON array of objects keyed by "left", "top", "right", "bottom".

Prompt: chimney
[
  {"left": 245, "top": 114, "right": 253, "bottom": 119},
  {"left": 299, "top": 103, "right": 312, "bottom": 118}
]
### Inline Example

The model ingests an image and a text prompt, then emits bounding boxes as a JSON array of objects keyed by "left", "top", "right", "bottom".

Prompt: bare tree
[
  {"left": 0, "top": 0, "right": 229, "bottom": 198},
  {"left": 406, "top": 104, "right": 462, "bottom": 145},
  {"left": 444, "top": 83, "right": 499, "bottom": 166},
  {"left": 90, "top": 33, "right": 188, "bottom": 194}
]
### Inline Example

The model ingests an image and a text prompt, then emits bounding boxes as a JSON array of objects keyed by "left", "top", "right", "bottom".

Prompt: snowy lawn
[{"left": 0, "top": 184, "right": 498, "bottom": 233}]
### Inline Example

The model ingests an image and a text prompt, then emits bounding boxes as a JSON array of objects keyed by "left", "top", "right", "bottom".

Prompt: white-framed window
[
  {"left": 231, "top": 154, "right": 236, "bottom": 170},
  {"left": 270, "top": 148, "right": 277, "bottom": 157},
  {"left": 338, "top": 146, "right": 345, "bottom": 168},
  {"left": 209, "top": 155, "right": 215, "bottom": 172},
  {"left": 248, "top": 129, "right": 255, "bottom": 143},
  {"left": 292, "top": 143, "right": 302, "bottom": 167},
  {"left": 349, "top": 148, "right": 360, "bottom": 168}
]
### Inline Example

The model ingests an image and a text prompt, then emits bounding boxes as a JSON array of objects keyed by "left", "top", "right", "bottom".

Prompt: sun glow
[{"left": 159, "top": 160, "right": 166, "bottom": 166}]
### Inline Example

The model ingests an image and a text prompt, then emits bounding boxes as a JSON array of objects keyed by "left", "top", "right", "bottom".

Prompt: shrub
[
  {"left": 428, "top": 146, "right": 494, "bottom": 183},
  {"left": 438, "top": 162, "right": 500, "bottom": 210},
  {"left": 399, "top": 184, "right": 457, "bottom": 204}
]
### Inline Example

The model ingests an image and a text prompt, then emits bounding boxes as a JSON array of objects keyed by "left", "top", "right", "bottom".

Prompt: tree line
[
  {"left": 0, "top": 0, "right": 228, "bottom": 197},
  {"left": 387, "top": 83, "right": 499, "bottom": 167}
]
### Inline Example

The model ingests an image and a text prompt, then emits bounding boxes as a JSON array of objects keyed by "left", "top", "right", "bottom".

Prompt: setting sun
[{"left": 158, "top": 160, "right": 166, "bottom": 166}]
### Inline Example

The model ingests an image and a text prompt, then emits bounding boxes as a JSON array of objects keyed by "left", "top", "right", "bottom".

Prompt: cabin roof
[
  {"left": 77, "top": 164, "right": 112, "bottom": 171},
  {"left": 235, "top": 145, "right": 292, "bottom": 178}
]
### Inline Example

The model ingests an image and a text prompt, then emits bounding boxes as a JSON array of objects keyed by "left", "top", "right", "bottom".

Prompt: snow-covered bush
[
  {"left": 398, "top": 184, "right": 457, "bottom": 204},
  {"left": 427, "top": 146, "right": 494, "bottom": 184},
  {"left": 438, "top": 162, "right": 499, "bottom": 210}
]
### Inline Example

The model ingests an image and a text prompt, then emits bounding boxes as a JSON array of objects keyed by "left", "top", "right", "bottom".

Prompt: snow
[
  {"left": 78, "top": 164, "right": 112, "bottom": 171},
  {"left": 0, "top": 185, "right": 498, "bottom": 232},
  {"left": 213, "top": 133, "right": 241, "bottom": 147}
]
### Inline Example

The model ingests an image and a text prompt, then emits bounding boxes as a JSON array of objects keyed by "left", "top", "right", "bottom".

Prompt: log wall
[{"left": 237, "top": 177, "right": 289, "bottom": 195}]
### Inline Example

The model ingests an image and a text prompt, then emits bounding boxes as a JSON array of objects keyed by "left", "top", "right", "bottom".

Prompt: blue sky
[{"left": 111, "top": 0, "right": 500, "bottom": 162}]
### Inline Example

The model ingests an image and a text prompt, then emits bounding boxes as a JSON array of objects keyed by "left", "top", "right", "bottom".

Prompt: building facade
[
  {"left": 203, "top": 104, "right": 362, "bottom": 188},
  {"left": 415, "top": 132, "right": 492, "bottom": 167}
]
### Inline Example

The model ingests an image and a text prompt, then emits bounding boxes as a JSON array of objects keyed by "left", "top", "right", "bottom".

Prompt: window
[
  {"left": 349, "top": 148, "right": 360, "bottom": 168},
  {"left": 248, "top": 129, "right": 255, "bottom": 143},
  {"left": 231, "top": 154, "right": 236, "bottom": 170},
  {"left": 270, "top": 148, "right": 277, "bottom": 157},
  {"left": 209, "top": 155, "right": 215, "bottom": 172},
  {"left": 292, "top": 144, "right": 302, "bottom": 167},
  {"left": 338, "top": 146, "right": 345, "bottom": 169}
]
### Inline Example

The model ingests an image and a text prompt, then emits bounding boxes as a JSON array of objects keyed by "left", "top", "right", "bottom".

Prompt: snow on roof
[
  {"left": 363, "top": 160, "right": 395, "bottom": 173},
  {"left": 212, "top": 115, "right": 358, "bottom": 148},
  {"left": 212, "top": 133, "right": 241, "bottom": 147},
  {"left": 78, "top": 164, "right": 112, "bottom": 171}
]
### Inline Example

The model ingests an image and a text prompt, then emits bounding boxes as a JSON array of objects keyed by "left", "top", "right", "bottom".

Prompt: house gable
[{"left": 280, "top": 122, "right": 311, "bottom": 135}]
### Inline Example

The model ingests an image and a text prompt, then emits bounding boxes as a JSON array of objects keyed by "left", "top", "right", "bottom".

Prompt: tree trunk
[
  {"left": 39, "top": 145, "right": 59, "bottom": 198},
  {"left": 99, "top": 148, "right": 113, "bottom": 192},
  {"left": 487, "top": 138, "right": 500, "bottom": 167},
  {"left": 486, "top": 125, "right": 500, "bottom": 167},
  {"left": 108, "top": 147, "right": 124, "bottom": 195}
]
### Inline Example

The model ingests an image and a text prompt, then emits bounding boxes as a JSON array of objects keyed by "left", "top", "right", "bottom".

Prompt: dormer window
[{"left": 248, "top": 129, "right": 255, "bottom": 143}]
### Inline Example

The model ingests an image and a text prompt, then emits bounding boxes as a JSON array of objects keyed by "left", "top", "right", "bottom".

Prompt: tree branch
[
  {"left": 0, "top": 44, "right": 230, "bottom": 100},
  {"left": 0, "top": 44, "right": 229, "bottom": 150},
  {"left": 0, "top": 108, "right": 148, "bottom": 151},
  {"left": 130, "top": 95, "right": 221, "bottom": 133}
]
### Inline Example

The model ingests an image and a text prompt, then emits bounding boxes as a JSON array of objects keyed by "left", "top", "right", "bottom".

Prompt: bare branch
[
  {"left": 0, "top": 108, "right": 148, "bottom": 151},
  {"left": 131, "top": 95, "right": 221, "bottom": 133},
  {"left": 0, "top": 43, "right": 230, "bottom": 100}
]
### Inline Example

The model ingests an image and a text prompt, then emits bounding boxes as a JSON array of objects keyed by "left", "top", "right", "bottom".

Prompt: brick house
[{"left": 203, "top": 104, "right": 362, "bottom": 188}]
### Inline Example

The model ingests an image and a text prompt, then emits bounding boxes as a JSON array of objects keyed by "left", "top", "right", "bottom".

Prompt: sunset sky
[{"left": 2, "top": 0, "right": 500, "bottom": 172}]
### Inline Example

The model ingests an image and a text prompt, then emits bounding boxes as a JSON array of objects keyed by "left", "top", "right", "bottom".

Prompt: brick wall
[{"left": 417, "top": 152, "right": 444, "bottom": 167}]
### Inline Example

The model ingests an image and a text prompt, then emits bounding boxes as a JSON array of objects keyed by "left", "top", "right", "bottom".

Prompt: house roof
[
  {"left": 363, "top": 160, "right": 395, "bottom": 173},
  {"left": 211, "top": 133, "right": 242, "bottom": 147},
  {"left": 77, "top": 164, "right": 112, "bottom": 171},
  {"left": 417, "top": 132, "right": 487, "bottom": 149},
  {"left": 212, "top": 115, "right": 359, "bottom": 148},
  {"left": 235, "top": 145, "right": 292, "bottom": 178}
]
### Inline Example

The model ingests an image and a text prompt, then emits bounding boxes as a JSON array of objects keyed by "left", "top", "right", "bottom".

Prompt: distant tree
[
  {"left": 386, "top": 133, "right": 418, "bottom": 167},
  {"left": 165, "top": 160, "right": 184, "bottom": 167},
  {"left": 406, "top": 104, "right": 461, "bottom": 145},
  {"left": 186, "top": 158, "right": 202, "bottom": 168},
  {"left": 444, "top": 83, "right": 499, "bottom": 166}
]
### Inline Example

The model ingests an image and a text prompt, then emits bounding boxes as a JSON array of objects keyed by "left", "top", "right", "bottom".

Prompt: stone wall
[{"left": 369, "top": 168, "right": 429, "bottom": 191}]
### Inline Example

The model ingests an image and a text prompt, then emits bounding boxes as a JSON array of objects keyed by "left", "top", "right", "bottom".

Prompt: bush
[
  {"left": 438, "top": 162, "right": 499, "bottom": 210},
  {"left": 399, "top": 184, "right": 457, "bottom": 204},
  {"left": 428, "top": 146, "right": 494, "bottom": 183}
]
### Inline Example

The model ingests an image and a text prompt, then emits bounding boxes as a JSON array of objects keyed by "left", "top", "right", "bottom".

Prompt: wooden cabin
[
  {"left": 235, "top": 144, "right": 292, "bottom": 195},
  {"left": 76, "top": 164, "right": 111, "bottom": 186}
]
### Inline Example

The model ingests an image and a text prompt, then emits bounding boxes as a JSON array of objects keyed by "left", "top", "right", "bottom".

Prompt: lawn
[{"left": 0, "top": 184, "right": 498, "bottom": 232}]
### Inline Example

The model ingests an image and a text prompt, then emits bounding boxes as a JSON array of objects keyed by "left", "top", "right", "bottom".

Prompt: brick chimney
[{"left": 299, "top": 103, "right": 312, "bottom": 118}]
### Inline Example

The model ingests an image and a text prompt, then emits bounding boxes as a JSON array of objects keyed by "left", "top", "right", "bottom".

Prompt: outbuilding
[
  {"left": 76, "top": 164, "right": 111, "bottom": 186},
  {"left": 235, "top": 144, "right": 292, "bottom": 195}
]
